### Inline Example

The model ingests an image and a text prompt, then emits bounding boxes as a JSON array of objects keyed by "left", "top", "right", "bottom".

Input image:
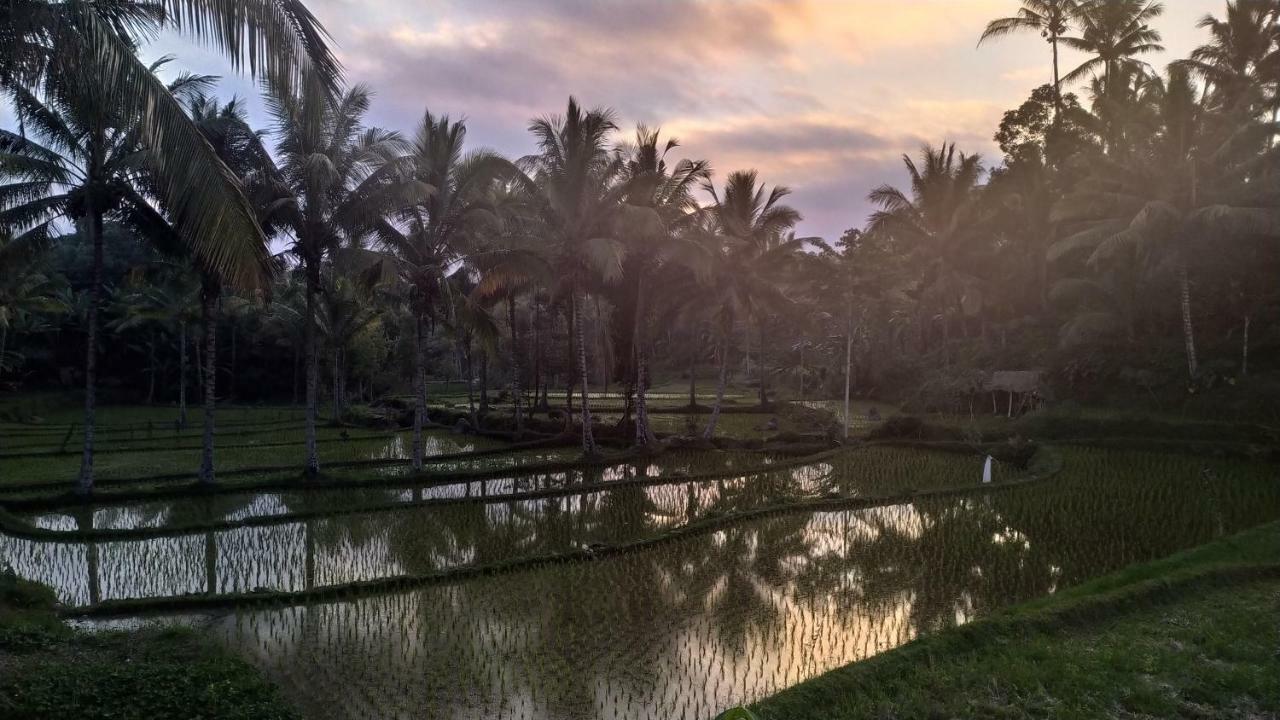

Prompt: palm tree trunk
[
  {"left": 331, "top": 348, "right": 340, "bottom": 422},
  {"left": 193, "top": 328, "right": 203, "bottom": 394},
  {"left": 1241, "top": 315, "right": 1250, "bottom": 377},
  {"left": 508, "top": 295, "right": 524, "bottom": 434},
  {"left": 479, "top": 352, "right": 490, "bottom": 413},
  {"left": 1051, "top": 34, "right": 1062, "bottom": 124},
  {"left": 595, "top": 295, "right": 608, "bottom": 395},
  {"left": 703, "top": 336, "right": 728, "bottom": 441},
  {"left": 571, "top": 291, "right": 597, "bottom": 455},
  {"left": 76, "top": 210, "right": 104, "bottom": 496},
  {"left": 178, "top": 321, "right": 188, "bottom": 427},
  {"left": 757, "top": 318, "right": 768, "bottom": 407},
  {"left": 633, "top": 277, "right": 655, "bottom": 448},
  {"left": 843, "top": 300, "right": 853, "bottom": 440},
  {"left": 228, "top": 327, "right": 236, "bottom": 402},
  {"left": 303, "top": 264, "right": 320, "bottom": 478},
  {"left": 688, "top": 329, "right": 698, "bottom": 408},
  {"left": 533, "top": 298, "right": 543, "bottom": 410},
  {"left": 1179, "top": 264, "right": 1198, "bottom": 379},
  {"left": 412, "top": 311, "right": 426, "bottom": 472},
  {"left": 463, "top": 338, "right": 476, "bottom": 424},
  {"left": 564, "top": 306, "right": 575, "bottom": 419},
  {"left": 146, "top": 332, "right": 155, "bottom": 404},
  {"left": 199, "top": 285, "right": 217, "bottom": 485}
]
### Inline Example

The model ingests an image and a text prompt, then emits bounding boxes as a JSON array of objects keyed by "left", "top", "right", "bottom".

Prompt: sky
[{"left": 148, "top": 0, "right": 1217, "bottom": 242}]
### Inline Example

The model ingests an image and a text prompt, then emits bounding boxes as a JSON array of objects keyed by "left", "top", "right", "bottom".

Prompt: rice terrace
[{"left": 2, "top": 1, "right": 1280, "bottom": 719}]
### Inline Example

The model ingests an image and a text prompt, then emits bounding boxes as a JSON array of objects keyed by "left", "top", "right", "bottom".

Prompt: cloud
[{"left": 136, "top": 0, "right": 1209, "bottom": 245}]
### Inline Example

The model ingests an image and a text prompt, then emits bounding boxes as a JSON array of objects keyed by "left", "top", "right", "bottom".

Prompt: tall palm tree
[
  {"left": 1061, "top": 0, "right": 1164, "bottom": 100},
  {"left": 187, "top": 93, "right": 274, "bottom": 484},
  {"left": 677, "top": 170, "right": 801, "bottom": 438},
  {"left": 868, "top": 143, "right": 986, "bottom": 359},
  {"left": 1181, "top": 0, "right": 1280, "bottom": 113},
  {"left": 264, "top": 78, "right": 407, "bottom": 477},
  {"left": 704, "top": 169, "right": 802, "bottom": 409},
  {"left": 471, "top": 184, "right": 554, "bottom": 438},
  {"left": 1052, "top": 66, "right": 1280, "bottom": 378},
  {"left": 521, "top": 97, "right": 629, "bottom": 456},
  {"left": 2, "top": 2, "right": 338, "bottom": 290},
  {"left": 979, "top": 0, "right": 1080, "bottom": 119},
  {"left": 617, "top": 126, "right": 709, "bottom": 448},
  {"left": 0, "top": 64, "right": 268, "bottom": 494},
  {"left": 368, "top": 110, "right": 512, "bottom": 468}
]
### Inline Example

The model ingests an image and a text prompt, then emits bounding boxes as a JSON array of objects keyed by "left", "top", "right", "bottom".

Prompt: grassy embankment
[
  {"left": 751, "top": 520, "right": 1280, "bottom": 720},
  {"left": 0, "top": 568, "right": 297, "bottom": 719}
]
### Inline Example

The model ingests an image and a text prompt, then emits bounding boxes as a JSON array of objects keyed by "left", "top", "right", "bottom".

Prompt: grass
[
  {"left": 0, "top": 568, "right": 298, "bottom": 720},
  {"left": 750, "top": 520, "right": 1280, "bottom": 720}
]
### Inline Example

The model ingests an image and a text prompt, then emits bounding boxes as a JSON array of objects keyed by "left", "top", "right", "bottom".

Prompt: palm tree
[
  {"left": 521, "top": 97, "right": 629, "bottom": 456},
  {"left": 264, "top": 78, "right": 407, "bottom": 477},
  {"left": 2, "top": 1, "right": 338, "bottom": 289},
  {"left": 1181, "top": 0, "right": 1279, "bottom": 113},
  {"left": 678, "top": 170, "right": 801, "bottom": 438},
  {"left": 0, "top": 64, "right": 268, "bottom": 494},
  {"left": 368, "top": 110, "right": 512, "bottom": 468},
  {"left": 1061, "top": 0, "right": 1164, "bottom": 101},
  {"left": 1052, "top": 66, "right": 1280, "bottom": 378},
  {"left": 617, "top": 126, "right": 709, "bottom": 448},
  {"left": 979, "top": 1, "right": 1080, "bottom": 119},
  {"left": 187, "top": 93, "right": 274, "bottom": 484},
  {"left": 471, "top": 185, "right": 554, "bottom": 437},
  {"left": 868, "top": 143, "right": 986, "bottom": 359},
  {"left": 704, "top": 170, "right": 802, "bottom": 409}
]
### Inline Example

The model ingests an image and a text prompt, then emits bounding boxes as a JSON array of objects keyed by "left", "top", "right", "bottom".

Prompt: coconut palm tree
[
  {"left": 187, "top": 93, "right": 274, "bottom": 484},
  {"left": 1181, "top": 0, "right": 1280, "bottom": 113},
  {"left": 705, "top": 170, "right": 803, "bottom": 409},
  {"left": 617, "top": 126, "right": 709, "bottom": 448},
  {"left": 867, "top": 143, "right": 987, "bottom": 360},
  {"left": 471, "top": 185, "right": 555, "bottom": 437},
  {"left": 263, "top": 78, "right": 407, "bottom": 477},
  {"left": 364, "top": 110, "right": 514, "bottom": 467},
  {"left": 520, "top": 97, "right": 629, "bottom": 456},
  {"left": 1061, "top": 0, "right": 1164, "bottom": 100},
  {"left": 0, "top": 63, "right": 269, "bottom": 494},
  {"left": 979, "top": 1, "right": 1080, "bottom": 119},
  {"left": 1, "top": 1, "right": 338, "bottom": 287},
  {"left": 675, "top": 170, "right": 801, "bottom": 438},
  {"left": 1052, "top": 66, "right": 1280, "bottom": 378}
]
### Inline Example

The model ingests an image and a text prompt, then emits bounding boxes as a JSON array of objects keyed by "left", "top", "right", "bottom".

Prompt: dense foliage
[{"left": 2, "top": 0, "right": 1279, "bottom": 491}]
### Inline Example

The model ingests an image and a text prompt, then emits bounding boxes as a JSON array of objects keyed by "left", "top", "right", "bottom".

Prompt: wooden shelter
[{"left": 986, "top": 370, "right": 1045, "bottom": 417}]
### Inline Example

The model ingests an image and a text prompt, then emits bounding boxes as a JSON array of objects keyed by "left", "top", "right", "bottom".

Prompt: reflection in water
[{"left": 5, "top": 447, "right": 1279, "bottom": 719}]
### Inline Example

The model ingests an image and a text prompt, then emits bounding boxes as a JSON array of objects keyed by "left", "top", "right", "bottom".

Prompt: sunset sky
[{"left": 157, "top": 1, "right": 1215, "bottom": 241}]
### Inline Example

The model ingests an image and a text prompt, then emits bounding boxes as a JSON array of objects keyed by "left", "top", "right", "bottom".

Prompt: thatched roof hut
[{"left": 986, "top": 371, "right": 1044, "bottom": 394}]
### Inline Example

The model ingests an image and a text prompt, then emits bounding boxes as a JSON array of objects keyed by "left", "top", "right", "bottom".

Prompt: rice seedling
[{"left": 4, "top": 408, "right": 1278, "bottom": 719}]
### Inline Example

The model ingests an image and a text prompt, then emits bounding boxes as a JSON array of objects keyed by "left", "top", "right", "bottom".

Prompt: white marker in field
[{"left": 983, "top": 455, "right": 993, "bottom": 484}]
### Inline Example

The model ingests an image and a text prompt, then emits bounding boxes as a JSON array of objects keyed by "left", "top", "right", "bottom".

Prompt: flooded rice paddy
[{"left": 2, "top": 407, "right": 1279, "bottom": 719}]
